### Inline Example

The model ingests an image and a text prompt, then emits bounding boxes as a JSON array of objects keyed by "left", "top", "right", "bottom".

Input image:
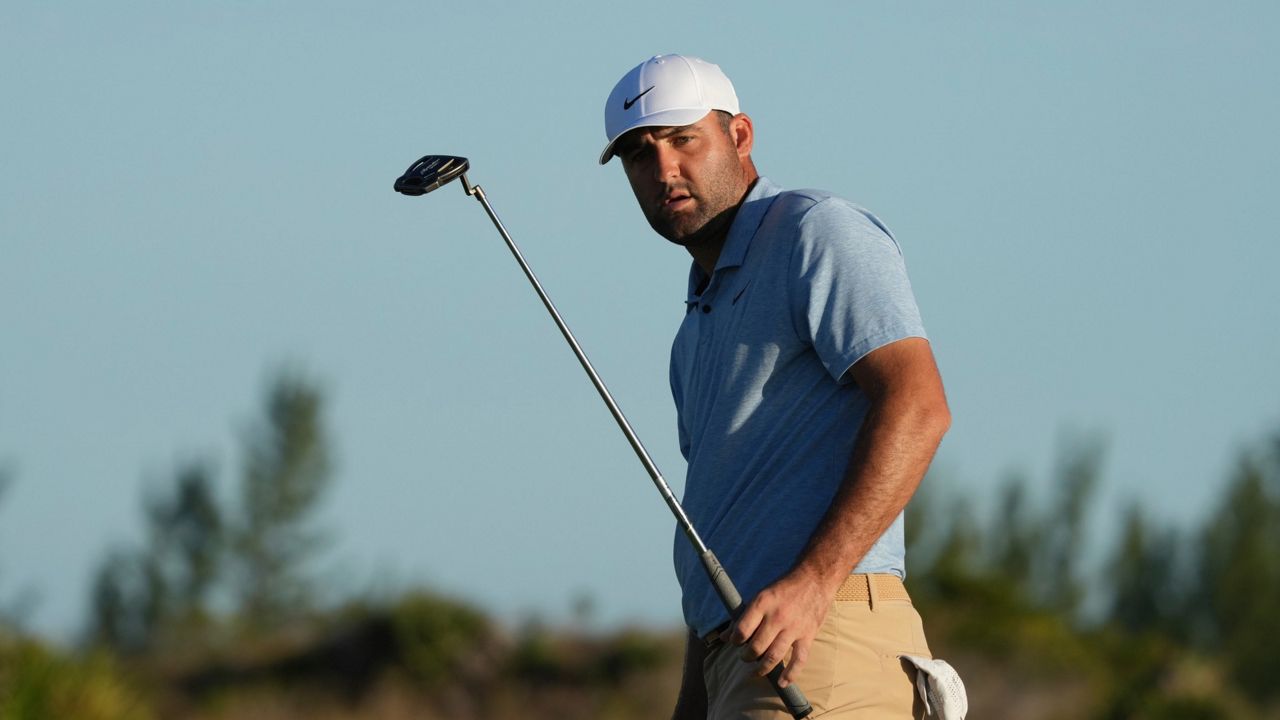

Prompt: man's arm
[
  {"left": 727, "top": 336, "right": 950, "bottom": 686},
  {"left": 672, "top": 627, "right": 709, "bottom": 720}
]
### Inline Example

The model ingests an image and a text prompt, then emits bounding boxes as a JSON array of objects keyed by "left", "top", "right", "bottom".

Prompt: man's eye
[{"left": 673, "top": 135, "right": 693, "bottom": 146}]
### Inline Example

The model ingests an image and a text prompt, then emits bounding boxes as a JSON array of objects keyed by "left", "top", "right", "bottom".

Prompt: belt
[{"left": 702, "top": 573, "right": 911, "bottom": 649}]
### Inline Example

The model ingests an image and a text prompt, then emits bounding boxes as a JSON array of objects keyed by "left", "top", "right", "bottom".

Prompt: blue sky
[{"left": 2, "top": 1, "right": 1278, "bottom": 641}]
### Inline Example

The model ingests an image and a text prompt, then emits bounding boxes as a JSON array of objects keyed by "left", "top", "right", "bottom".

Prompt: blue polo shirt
[{"left": 670, "top": 177, "right": 927, "bottom": 636}]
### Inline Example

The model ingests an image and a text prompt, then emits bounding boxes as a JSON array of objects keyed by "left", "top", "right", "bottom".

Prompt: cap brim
[{"left": 598, "top": 108, "right": 715, "bottom": 165}]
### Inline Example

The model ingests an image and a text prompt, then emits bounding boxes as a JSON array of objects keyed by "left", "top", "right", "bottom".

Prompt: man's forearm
[
  {"left": 727, "top": 338, "right": 949, "bottom": 685},
  {"left": 793, "top": 378, "right": 950, "bottom": 595}
]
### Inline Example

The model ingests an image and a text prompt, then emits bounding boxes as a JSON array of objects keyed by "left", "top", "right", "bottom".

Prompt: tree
[
  {"left": 87, "top": 371, "right": 333, "bottom": 648},
  {"left": 1036, "top": 433, "right": 1104, "bottom": 616},
  {"left": 1195, "top": 435, "right": 1280, "bottom": 701},
  {"left": 1106, "top": 504, "right": 1184, "bottom": 637},
  {"left": 87, "top": 548, "right": 161, "bottom": 654},
  {"left": 0, "top": 468, "right": 15, "bottom": 634},
  {"left": 987, "top": 473, "right": 1038, "bottom": 592},
  {"left": 87, "top": 461, "right": 221, "bottom": 653},
  {"left": 233, "top": 371, "right": 332, "bottom": 631},
  {"left": 144, "top": 462, "right": 222, "bottom": 628}
]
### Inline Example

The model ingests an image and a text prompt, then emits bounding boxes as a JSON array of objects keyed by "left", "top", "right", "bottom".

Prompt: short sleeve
[{"left": 789, "top": 198, "right": 927, "bottom": 383}]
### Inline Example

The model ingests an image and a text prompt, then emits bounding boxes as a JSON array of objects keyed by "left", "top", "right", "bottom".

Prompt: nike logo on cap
[{"left": 623, "top": 86, "right": 655, "bottom": 110}]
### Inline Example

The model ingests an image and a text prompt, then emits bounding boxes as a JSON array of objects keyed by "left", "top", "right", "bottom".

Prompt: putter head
[{"left": 394, "top": 155, "right": 471, "bottom": 196}]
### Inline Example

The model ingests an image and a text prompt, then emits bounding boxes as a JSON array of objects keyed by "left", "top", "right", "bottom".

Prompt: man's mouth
[{"left": 662, "top": 192, "right": 693, "bottom": 212}]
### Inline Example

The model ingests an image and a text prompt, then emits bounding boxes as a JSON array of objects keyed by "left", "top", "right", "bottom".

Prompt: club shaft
[
  {"left": 466, "top": 181, "right": 707, "bottom": 553},
  {"left": 459, "top": 177, "right": 813, "bottom": 719}
]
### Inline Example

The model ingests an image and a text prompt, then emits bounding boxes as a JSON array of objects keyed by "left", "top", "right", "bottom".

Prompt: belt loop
[{"left": 867, "top": 574, "right": 880, "bottom": 612}]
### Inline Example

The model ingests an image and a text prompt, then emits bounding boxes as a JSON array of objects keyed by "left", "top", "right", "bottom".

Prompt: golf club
[{"left": 395, "top": 155, "right": 813, "bottom": 719}]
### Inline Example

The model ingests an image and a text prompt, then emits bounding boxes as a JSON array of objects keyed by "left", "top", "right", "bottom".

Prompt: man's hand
[{"left": 728, "top": 564, "right": 839, "bottom": 688}]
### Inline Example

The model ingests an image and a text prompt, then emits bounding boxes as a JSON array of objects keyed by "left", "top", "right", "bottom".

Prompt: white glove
[{"left": 899, "top": 655, "right": 968, "bottom": 720}]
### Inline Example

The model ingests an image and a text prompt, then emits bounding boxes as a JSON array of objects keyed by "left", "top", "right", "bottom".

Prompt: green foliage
[
  {"left": 507, "top": 622, "right": 673, "bottom": 688},
  {"left": 86, "top": 370, "right": 333, "bottom": 652},
  {"left": 87, "top": 550, "right": 161, "bottom": 654},
  {"left": 43, "top": 363, "right": 1280, "bottom": 718},
  {"left": 1091, "top": 630, "right": 1253, "bottom": 720},
  {"left": 0, "top": 471, "right": 14, "bottom": 632},
  {"left": 145, "top": 463, "right": 222, "bottom": 626},
  {"left": 1108, "top": 505, "right": 1184, "bottom": 638},
  {"left": 509, "top": 621, "right": 565, "bottom": 683},
  {"left": 988, "top": 474, "right": 1037, "bottom": 589},
  {"left": 0, "top": 637, "right": 151, "bottom": 720},
  {"left": 233, "top": 371, "right": 332, "bottom": 632},
  {"left": 1037, "top": 433, "right": 1105, "bottom": 615},
  {"left": 910, "top": 433, "right": 1105, "bottom": 622},
  {"left": 0, "top": 469, "right": 38, "bottom": 633},
  {"left": 391, "top": 592, "right": 491, "bottom": 686},
  {"left": 908, "top": 434, "right": 1106, "bottom": 673},
  {"left": 1194, "top": 436, "right": 1280, "bottom": 702},
  {"left": 1130, "top": 698, "right": 1234, "bottom": 720},
  {"left": 596, "top": 631, "right": 668, "bottom": 683},
  {"left": 909, "top": 427, "right": 1280, "bottom": 715},
  {"left": 88, "top": 462, "right": 221, "bottom": 654}
]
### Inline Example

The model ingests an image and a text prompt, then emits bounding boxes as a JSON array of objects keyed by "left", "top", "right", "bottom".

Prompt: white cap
[{"left": 599, "top": 54, "right": 740, "bottom": 165}]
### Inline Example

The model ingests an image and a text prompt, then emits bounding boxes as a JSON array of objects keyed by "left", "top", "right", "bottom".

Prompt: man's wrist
[{"left": 788, "top": 553, "right": 849, "bottom": 599}]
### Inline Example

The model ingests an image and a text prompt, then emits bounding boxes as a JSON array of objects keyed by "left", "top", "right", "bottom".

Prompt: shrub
[{"left": 0, "top": 637, "right": 152, "bottom": 720}]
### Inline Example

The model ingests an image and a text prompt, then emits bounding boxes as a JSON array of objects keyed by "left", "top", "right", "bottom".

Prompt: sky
[{"left": 2, "top": 2, "right": 1278, "bottom": 642}]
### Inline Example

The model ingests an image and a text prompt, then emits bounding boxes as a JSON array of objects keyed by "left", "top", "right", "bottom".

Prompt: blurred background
[{"left": 2, "top": 1, "right": 1278, "bottom": 718}]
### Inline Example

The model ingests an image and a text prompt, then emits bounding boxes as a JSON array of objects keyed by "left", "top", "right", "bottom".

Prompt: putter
[{"left": 395, "top": 155, "right": 812, "bottom": 719}]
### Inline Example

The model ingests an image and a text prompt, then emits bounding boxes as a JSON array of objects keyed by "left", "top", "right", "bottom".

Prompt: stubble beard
[
  {"left": 645, "top": 157, "right": 747, "bottom": 249},
  {"left": 646, "top": 196, "right": 734, "bottom": 249}
]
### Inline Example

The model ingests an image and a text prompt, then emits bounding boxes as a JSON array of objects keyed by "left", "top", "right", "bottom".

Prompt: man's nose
[{"left": 651, "top": 144, "right": 681, "bottom": 182}]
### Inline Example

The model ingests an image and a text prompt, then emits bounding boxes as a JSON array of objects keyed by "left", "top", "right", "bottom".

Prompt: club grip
[
  {"left": 700, "top": 550, "right": 814, "bottom": 719},
  {"left": 701, "top": 549, "right": 743, "bottom": 610},
  {"left": 767, "top": 665, "right": 814, "bottom": 718}
]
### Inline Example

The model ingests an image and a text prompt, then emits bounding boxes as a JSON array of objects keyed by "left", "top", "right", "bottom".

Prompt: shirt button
[{"left": 702, "top": 305, "right": 712, "bottom": 314}]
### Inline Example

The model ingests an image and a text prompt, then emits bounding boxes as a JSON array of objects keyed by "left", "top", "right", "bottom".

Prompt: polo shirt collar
[{"left": 685, "top": 176, "right": 782, "bottom": 303}]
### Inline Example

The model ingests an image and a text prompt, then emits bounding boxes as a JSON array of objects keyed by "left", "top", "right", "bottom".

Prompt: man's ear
[{"left": 730, "top": 113, "right": 754, "bottom": 158}]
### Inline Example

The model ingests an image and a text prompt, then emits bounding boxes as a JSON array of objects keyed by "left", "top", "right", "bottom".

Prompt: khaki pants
[{"left": 703, "top": 575, "right": 931, "bottom": 719}]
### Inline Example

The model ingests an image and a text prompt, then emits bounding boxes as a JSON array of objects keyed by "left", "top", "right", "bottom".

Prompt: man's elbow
[
  {"left": 930, "top": 400, "right": 952, "bottom": 442},
  {"left": 876, "top": 386, "right": 950, "bottom": 447},
  {"left": 913, "top": 390, "right": 951, "bottom": 445}
]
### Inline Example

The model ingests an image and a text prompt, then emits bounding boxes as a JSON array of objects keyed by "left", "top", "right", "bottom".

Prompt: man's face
[{"left": 615, "top": 112, "right": 753, "bottom": 248}]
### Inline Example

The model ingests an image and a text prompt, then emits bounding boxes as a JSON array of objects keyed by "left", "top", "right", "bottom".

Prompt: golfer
[{"left": 600, "top": 55, "right": 952, "bottom": 719}]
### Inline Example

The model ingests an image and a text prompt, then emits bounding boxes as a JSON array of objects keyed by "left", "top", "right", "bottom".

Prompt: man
[{"left": 599, "top": 55, "right": 952, "bottom": 719}]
